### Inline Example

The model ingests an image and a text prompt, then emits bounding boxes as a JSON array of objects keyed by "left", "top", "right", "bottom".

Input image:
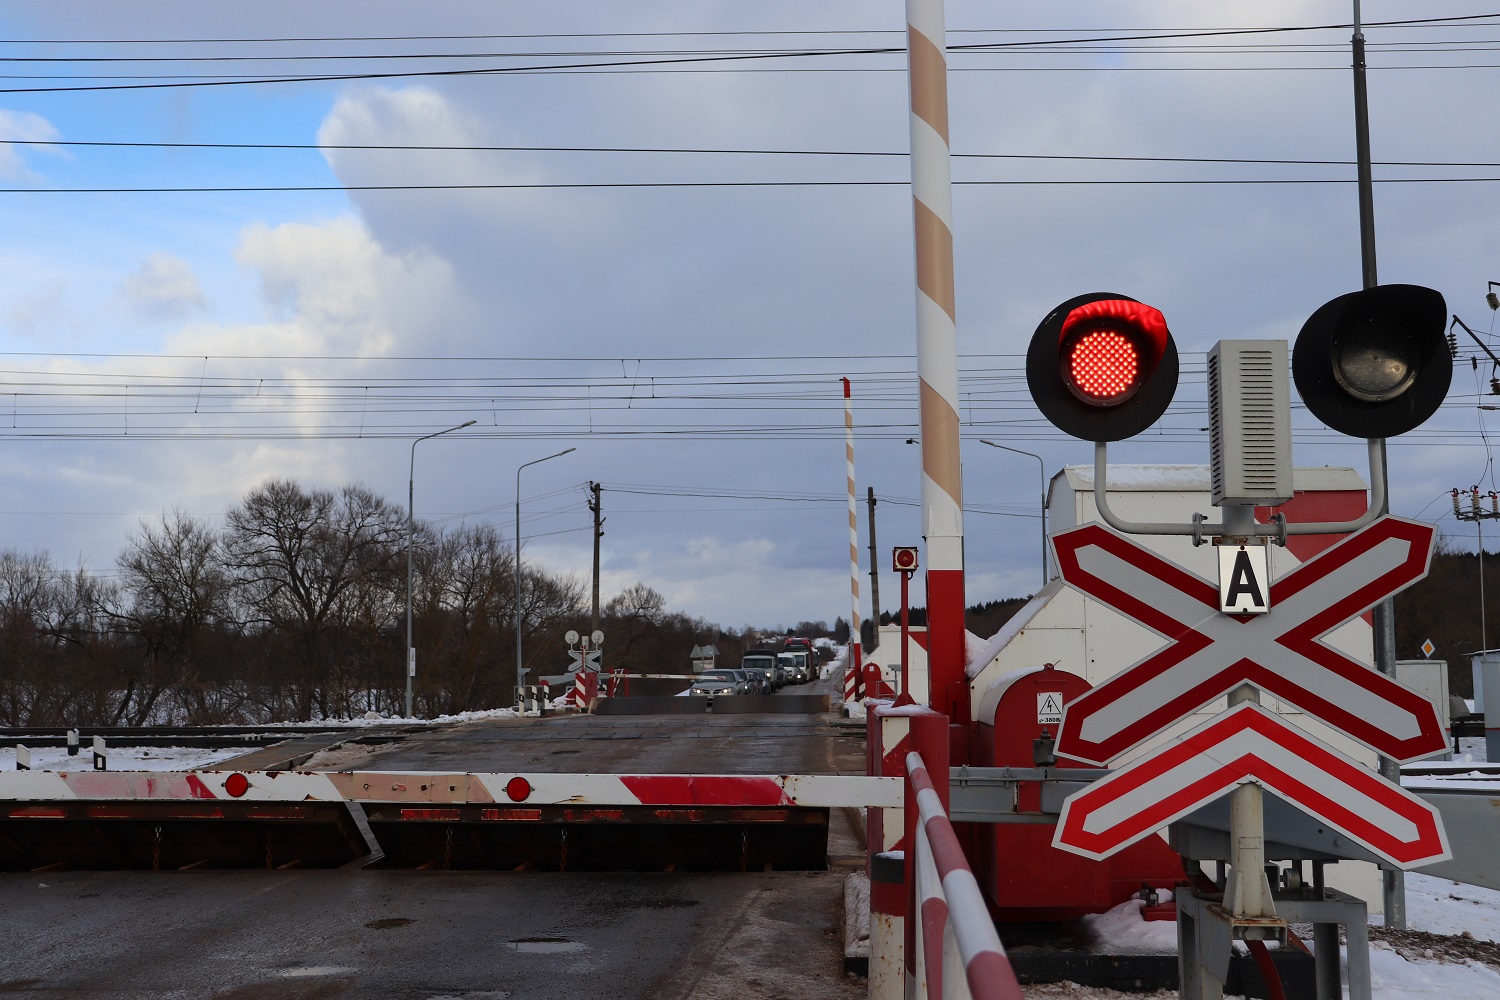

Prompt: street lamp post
[
  {"left": 407, "top": 419, "right": 476, "bottom": 719},
  {"left": 515, "top": 447, "right": 576, "bottom": 688},
  {"left": 979, "top": 439, "right": 1048, "bottom": 591}
]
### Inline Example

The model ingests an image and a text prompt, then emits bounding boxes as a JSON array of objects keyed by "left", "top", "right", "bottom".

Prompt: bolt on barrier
[{"left": 906, "top": 749, "right": 1023, "bottom": 1000}]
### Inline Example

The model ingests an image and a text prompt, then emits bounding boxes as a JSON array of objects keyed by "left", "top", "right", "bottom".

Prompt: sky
[{"left": 0, "top": 2, "right": 1499, "bottom": 632}]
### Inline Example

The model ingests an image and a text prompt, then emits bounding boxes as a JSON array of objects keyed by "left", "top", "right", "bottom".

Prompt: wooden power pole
[{"left": 589, "top": 482, "right": 604, "bottom": 633}]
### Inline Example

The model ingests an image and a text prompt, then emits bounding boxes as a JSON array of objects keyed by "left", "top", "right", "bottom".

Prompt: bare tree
[
  {"left": 408, "top": 522, "right": 516, "bottom": 715},
  {"left": 222, "top": 479, "right": 405, "bottom": 720},
  {"left": 112, "top": 509, "right": 234, "bottom": 724},
  {"left": 0, "top": 550, "right": 58, "bottom": 725}
]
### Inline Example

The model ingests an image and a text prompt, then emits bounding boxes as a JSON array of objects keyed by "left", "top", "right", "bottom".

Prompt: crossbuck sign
[
  {"left": 1051, "top": 516, "right": 1448, "bottom": 767},
  {"left": 1048, "top": 515, "right": 1450, "bottom": 868}
]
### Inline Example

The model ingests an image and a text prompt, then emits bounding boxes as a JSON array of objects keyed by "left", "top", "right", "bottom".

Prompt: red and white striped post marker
[
  {"left": 868, "top": 848, "right": 907, "bottom": 1000},
  {"left": 907, "top": 748, "right": 1024, "bottom": 1000},
  {"left": 903, "top": 0, "right": 967, "bottom": 722},
  {"left": 865, "top": 698, "right": 918, "bottom": 996},
  {"left": 844, "top": 377, "right": 865, "bottom": 694},
  {"left": 903, "top": 708, "right": 949, "bottom": 997}
]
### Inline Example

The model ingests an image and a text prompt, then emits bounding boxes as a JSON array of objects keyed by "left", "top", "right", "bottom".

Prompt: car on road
[
  {"left": 784, "top": 650, "right": 812, "bottom": 683},
  {"left": 778, "top": 653, "right": 802, "bottom": 685},
  {"left": 738, "top": 665, "right": 773, "bottom": 694},
  {"left": 741, "top": 649, "right": 782, "bottom": 690},
  {"left": 690, "top": 669, "right": 750, "bottom": 696}
]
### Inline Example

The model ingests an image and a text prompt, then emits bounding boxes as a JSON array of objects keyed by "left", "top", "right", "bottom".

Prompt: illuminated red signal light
[
  {"left": 1066, "top": 328, "right": 1142, "bottom": 403},
  {"left": 1026, "top": 293, "right": 1179, "bottom": 442}
]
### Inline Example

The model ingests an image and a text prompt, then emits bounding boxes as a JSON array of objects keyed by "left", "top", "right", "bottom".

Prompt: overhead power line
[
  {"left": 7, "top": 138, "right": 1500, "bottom": 172},
  {"left": 2, "top": 13, "right": 1494, "bottom": 47},
  {"left": 4, "top": 177, "right": 1500, "bottom": 195},
  {"left": 0, "top": 14, "right": 1496, "bottom": 94}
]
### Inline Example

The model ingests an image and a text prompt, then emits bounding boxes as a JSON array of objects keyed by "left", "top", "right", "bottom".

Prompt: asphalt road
[
  {"left": 3, "top": 670, "right": 867, "bottom": 999},
  {"left": 0, "top": 869, "right": 862, "bottom": 999}
]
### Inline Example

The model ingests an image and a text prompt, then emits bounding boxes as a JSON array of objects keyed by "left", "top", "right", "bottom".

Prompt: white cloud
[
  {"left": 121, "top": 253, "right": 206, "bottom": 319},
  {"left": 0, "top": 109, "right": 60, "bottom": 181},
  {"left": 166, "top": 216, "right": 460, "bottom": 359}
]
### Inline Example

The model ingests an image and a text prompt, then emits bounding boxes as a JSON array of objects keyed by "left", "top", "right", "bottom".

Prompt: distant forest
[{"left": 0, "top": 478, "right": 798, "bottom": 727}]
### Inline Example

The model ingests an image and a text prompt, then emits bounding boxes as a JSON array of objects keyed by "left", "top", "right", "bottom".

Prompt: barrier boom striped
[{"left": 0, "top": 770, "right": 902, "bottom": 810}]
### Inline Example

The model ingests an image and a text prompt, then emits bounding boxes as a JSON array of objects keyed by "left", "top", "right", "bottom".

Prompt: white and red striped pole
[
  {"left": 904, "top": 0, "right": 967, "bottom": 720},
  {"left": 843, "top": 377, "right": 863, "bottom": 699},
  {"left": 907, "top": 749, "right": 1024, "bottom": 1000}
]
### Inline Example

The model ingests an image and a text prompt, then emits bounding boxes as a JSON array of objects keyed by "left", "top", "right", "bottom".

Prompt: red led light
[{"left": 1067, "top": 329, "right": 1141, "bottom": 401}]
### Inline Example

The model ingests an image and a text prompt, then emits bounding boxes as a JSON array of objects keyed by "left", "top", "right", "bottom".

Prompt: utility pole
[
  {"left": 1351, "top": 0, "right": 1405, "bottom": 930},
  {"left": 589, "top": 481, "right": 604, "bottom": 634},
  {"left": 866, "top": 487, "right": 881, "bottom": 636}
]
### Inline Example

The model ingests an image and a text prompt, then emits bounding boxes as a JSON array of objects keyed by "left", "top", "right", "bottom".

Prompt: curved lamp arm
[{"left": 1091, "top": 439, "right": 1385, "bottom": 544}]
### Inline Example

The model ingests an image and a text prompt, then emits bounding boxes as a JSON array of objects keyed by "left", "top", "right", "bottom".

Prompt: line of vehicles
[{"left": 689, "top": 638, "right": 822, "bottom": 696}]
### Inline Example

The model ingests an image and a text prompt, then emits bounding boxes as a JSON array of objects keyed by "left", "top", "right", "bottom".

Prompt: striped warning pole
[
  {"left": 843, "top": 377, "right": 863, "bottom": 701},
  {"left": 904, "top": 0, "right": 967, "bottom": 720}
]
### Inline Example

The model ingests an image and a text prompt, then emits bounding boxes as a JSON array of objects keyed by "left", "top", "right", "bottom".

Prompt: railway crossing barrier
[
  {"left": 907, "top": 750, "right": 1022, "bottom": 1000},
  {"left": 866, "top": 702, "right": 1025, "bottom": 1000},
  {"left": 0, "top": 767, "right": 901, "bottom": 872}
]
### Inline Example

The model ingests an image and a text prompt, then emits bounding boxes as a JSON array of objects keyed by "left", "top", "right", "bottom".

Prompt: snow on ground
[
  {"left": 1404, "top": 872, "right": 1500, "bottom": 944},
  {"left": 1068, "top": 877, "right": 1500, "bottom": 999},
  {"left": 1363, "top": 944, "right": 1500, "bottom": 999},
  {"left": 0, "top": 744, "right": 257, "bottom": 771}
]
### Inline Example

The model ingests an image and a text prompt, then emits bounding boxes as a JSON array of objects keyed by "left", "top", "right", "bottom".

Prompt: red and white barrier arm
[
  {"left": 0, "top": 770, "right": 902, "bottom": 809},
  {"left": 907, "top": 752, "right": 1023, "bottom": 1000}
]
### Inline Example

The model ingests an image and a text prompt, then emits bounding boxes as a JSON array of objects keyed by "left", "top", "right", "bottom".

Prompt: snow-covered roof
[
  {"left": 965, "top": 581, "right": 1062, "bottom": 679},
  {"left": 1054, "top": 465, "right": 1365, "bottom": 494}
]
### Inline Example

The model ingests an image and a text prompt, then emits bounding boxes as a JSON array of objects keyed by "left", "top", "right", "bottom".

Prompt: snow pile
[
  {"left": 1, "top": 745, "right": 257, "bottom": 771},
  {"left": 1081, "top": 890, "right": 1179, "bottom": 955}
]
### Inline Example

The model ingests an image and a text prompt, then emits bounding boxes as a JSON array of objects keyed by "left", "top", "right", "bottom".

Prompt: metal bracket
[{"left": 1092, "top": 440, "right": 1386, "bottom": 544}]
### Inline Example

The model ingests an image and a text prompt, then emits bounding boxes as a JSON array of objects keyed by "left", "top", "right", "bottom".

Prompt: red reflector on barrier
[
  {"left": 479, "top": 808, "right": 544, "bottom": 821},
  {"left": 399, "top": 808, "right": 462, "bottom": 821},
  {"left": 223, "top": 773, "right": 250, "bottom": 798},
  {"left": 7, "top": 806, "right": 65, "bottom": 819},
  {"left": 505, "top": 776, "right": 532, "bottom": 802}
]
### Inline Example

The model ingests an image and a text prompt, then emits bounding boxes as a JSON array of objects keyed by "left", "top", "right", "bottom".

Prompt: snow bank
[{"left": 1, "top": 745, "right": 258, "bottom": 771}]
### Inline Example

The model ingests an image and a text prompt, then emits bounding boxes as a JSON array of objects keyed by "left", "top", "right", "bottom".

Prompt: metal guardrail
[{"left": 906, "top": 751, "right": 1024, "bottom": 1000}]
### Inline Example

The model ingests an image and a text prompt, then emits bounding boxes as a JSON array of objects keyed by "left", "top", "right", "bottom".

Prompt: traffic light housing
[
  {"left": 1292, "top": 284, "right": 1450, "bottom": 438},
  {"left": 1026, "top": 292, "right": 1180, "bottom": 442}
]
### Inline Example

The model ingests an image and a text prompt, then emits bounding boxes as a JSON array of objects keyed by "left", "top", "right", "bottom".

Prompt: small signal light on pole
[
  {"left": 1292, "top": 284, "right": 1450, "bottom": 439},
  {"left": 892, "top": 546, "right": 919, "bottom": 574},
  {"left": 1027, "top": 293, "right": 1179, "bottom": 441}
]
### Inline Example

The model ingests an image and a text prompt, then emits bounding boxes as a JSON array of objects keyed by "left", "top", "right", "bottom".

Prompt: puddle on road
[
  {"left": 276, "top": 965, "right": 359, "bottom": 978},
  {"left": 507, "top": 937, "right": 586, "bottom": 954},
  {"left": 366, "top": 917, "right": 415, "bottom": 929}
]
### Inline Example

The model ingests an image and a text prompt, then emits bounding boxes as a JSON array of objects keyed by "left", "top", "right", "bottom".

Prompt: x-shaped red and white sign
[{"left": 1052, "top": 516, "right": 1447, "bottom": 766}]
